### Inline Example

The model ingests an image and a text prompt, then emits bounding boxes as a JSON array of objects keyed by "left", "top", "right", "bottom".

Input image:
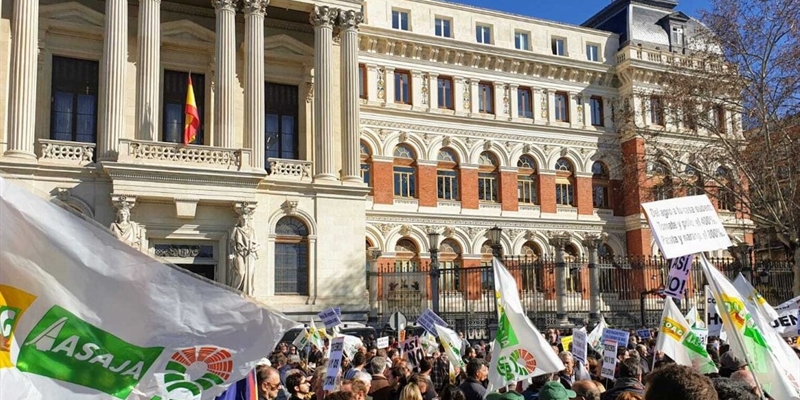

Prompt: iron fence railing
[{"left": 373, "top": 255, "right": 795, "bottom": 340}]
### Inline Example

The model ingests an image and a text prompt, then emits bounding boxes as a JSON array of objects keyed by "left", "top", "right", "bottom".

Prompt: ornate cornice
[{"left": 366, "top": 214, "right": 625, "bottom": 232}]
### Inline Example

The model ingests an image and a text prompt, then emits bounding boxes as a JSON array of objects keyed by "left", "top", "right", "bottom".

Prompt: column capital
[
  {"left": 337, "top": 9, "right": 363, "bottom": 30},
  {"left": 241, "top": 0, "right": 269, "bottom": 14},
  {"left": 111, "top": 194, "right": 137, "bottom": 212},
  {"left": 211, "top": 0, "right": 238, "bottom": 11},
  {"left": 310, "top": 6, "right": 339, "bottom": 27},
  {"left": 548, "top": 231, "right": 571, "bottom": 249},
  {"left": 581, "top": 232, "right": 608, "bottom": 249}
]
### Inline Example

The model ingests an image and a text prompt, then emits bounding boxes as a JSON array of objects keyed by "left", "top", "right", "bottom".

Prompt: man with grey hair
[
  {"left": 368, "top": 356, "right": 391, "bottom": 400},
  {"left": 730, "top": 369, "right": 769, "bottom": 399},
  {"left": 355, "top": 371, "right": 372, "bottom": 394},
  {"left": 557, "top": 352, "right": 575, "bottom": 389},
  {"left": 572, "top": 380, "right": 601, "bottom": 400}
]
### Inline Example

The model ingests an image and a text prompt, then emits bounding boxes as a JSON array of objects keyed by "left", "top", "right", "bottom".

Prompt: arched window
[
  {"left": 394, "top": 238, "right": 418, "bottom": 272},
  {"left": 439, "top": 239, "right": 462, "bottom": 292},
  {"left": 716, "top": 167, "right": 735, "bottom": 211},
  {"left": 478, "top": 152, "right": 499, "bottom": 202},
  {"left": 361, "top": 141, "right": 372, "bottom": 187},
  {"left": 651, "top": 161, "right": 673, "bottom": 200},
  {"left": 274, "top": 216, "right": 310, "bottom": 295},
  {"left": 517, "top": 155, "right": 538, "bottom": 204},
  {"left": 393, "top": 145, "right": 417, "bottom": 198},
  {"left": 685, "top": 165, "right": 704, "bottom": 196},
  {"left": 521, "top": 241, "right": 543, "bottom": 292},
  {"left": 555, "top": 158, "right": 575, "bottom": 206},
  {"left": 591, "top": 161, "right": 610, "bottom": 209},
  {"left": 437, "top": 149, "right": 459, "bottom": 200}
]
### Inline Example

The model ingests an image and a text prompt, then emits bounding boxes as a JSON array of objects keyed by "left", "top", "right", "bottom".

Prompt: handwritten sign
[
  {"left": 572, "top": 330, "right": 588, "bottom": 364},
  {"left": 601, "top": 340, "right": 618, "bottom": 380},
  {"left": 417, "top": 309, "right": 448, "bottom": 336},
  {"left": 402, "top": 336, "right": 424, "bottom": 368},
  {"left": 664, "top": 254, "right": 694, "bottom": 300},
  {"left": 601, "top": 328, "right": 630, "bottom": 348},
  {"left": 318, "top": 307, "right": 342, "bottom": 330},
  {"left": 376, "top": 336, "right": 389, "bottom": 349},
  {"left": 636, "top": 329, "right": 652, "bottom": 340},
  {"left": 641, "top": 195, "right": 732, "bottom": 259},
  {"left": 323, "top": 337, "right": 345, "bottom": 391}
]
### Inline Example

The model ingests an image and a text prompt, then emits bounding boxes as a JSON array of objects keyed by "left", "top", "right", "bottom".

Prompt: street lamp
[
  {"left": 488, "top": 225, "right": 503, "bottom": 258},
  {"left": 428, "top": 230, "right": 441, "bottom": 314}
]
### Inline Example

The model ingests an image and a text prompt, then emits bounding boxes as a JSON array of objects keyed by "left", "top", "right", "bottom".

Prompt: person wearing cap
[
  {"left": 538, "top": 381, "right": 577, "bottom": 400},
  {"left": 717, "top": 352, "right": 747, "bottom": 378}
]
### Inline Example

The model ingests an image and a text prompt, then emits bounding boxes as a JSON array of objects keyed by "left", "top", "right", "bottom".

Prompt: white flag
[
  {"left": 0, "top": 177, "right": 295, "bottom": 400},
  {"left": 488, "top": 258, "right": 563, "bottom": 390},
  {"left": 684, "top": 305, "right": 705, "bottom": 329},
  {"left": 587, "top": 316, "right": 608, "bottom": 354},
  {"left": 702, "top": 255, "right": 800, "bottom": 399},
  {"left": 655, "top": 298, "right": 718, "bottom": 374},
  {"left": 733, "top": 274, "right": 800, "bottom": 338},
  {"left": 435, "top": 324, "right": 465, "bottom": 369}
]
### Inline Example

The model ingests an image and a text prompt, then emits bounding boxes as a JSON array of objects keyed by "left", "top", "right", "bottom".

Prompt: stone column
[
  {"left": 549, "top": 231, "right": 572, "bottom": 326},
  {"left": 135, "top": 0, "right": 161, "bottom": 142},
  {"left": 508, "top": 84, "right": 519, "bottom": 121},
  {"left": 368, "top": 248, "right": 383, "bottom": 323},
  {"left": 243, "top": 0, "right": 269, "bottom": 170},
  {"left": 583, "top": 232, "right": 606, "bottom": 323},
  {"left": 4, "top": 0, "right": 39, "bottom": 159},
  {"left": 212, "top": 0, "right": 237, "bottom": 149},
  {"left": 97, "top": 0, "right": 128, "bottom": 161},
  {"left": 339, "top": 9, "right": 363, "bottom": 183},
  {"left": 310, "top": 6, "right": 338, "bottom": 181}
]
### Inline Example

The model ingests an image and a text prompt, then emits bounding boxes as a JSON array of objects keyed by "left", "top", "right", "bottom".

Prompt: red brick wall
[
  {"left": 500, "top": 171, "right": 519, "bottom": 211},
  {"left": 611, "top": 179, "right": 623, "bottom": 216},
  {"left": 575, "top": 176, "right": 593, "bottom": 215},
  {"left": 539, "top": 174, "right": 557, "bottom": 213},
  {"left": 460, "top": 169, "right": 479, "bottom": 209},
  {"left": 621, "top": 138, "right": 649, "bottom": 216},
  {"left": 418, "top": 164, "right": 437, "bottom": 207},
  {"left": 373, "top": 161, "right": 394, "bottom": 204},
  {"left": 626, "top": 229, "right": 652, "bottom": 256}
]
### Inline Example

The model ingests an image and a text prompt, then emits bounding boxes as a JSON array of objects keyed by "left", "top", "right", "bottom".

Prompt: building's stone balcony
[
  {"left": 38, "top": 139, "right": 95, "bottom": 166},
  {"left": 616, "top": 47, "right": 726, "bottom": 72},
  {"left": 118, "top": 139, "right": 251, "bottom": 171},
  {"left": 267, "top": 158, "right": 312, "bottom": 182}
]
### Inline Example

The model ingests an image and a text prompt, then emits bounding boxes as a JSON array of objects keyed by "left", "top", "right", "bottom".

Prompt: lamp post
[
  {"left": 489, "top": 226, "right": 503, "bottom": 258},
  {"left": 428, "top": 230, "right": 441, "bottom": 314}
]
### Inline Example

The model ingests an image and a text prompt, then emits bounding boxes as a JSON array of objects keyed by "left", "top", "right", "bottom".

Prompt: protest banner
[
  {"left": 641, "top": 195, "right": 732, "bottom": 259},
  {"left": 318, "top": 307, "right": 342, "bottom": 330},
  {"left": 692, "top": 328, "right": 708, "bottom": 346},
  {"left": 376, "top": 336, "right": 389, "bottom": 349},
  {"left": 705, "top": 286, "right": 724, "bottom": 337},
  {"left": 561, "top": 335, "right": 573, "bottom": 352},
  {"left": 601, "top": 340, "right": 618, "bottom": 380},
  {"left": 417, "top": 309, "right": 448, "bottom": 336},
  {"left": 601, "top": 328, "right": 630, "bottom": 347},
  {"left": 664, "top": 255, "right": 694, "bottom": 300},
  {"left": 636, "top": 329, "right": 652, "bottom": 340},
  {"left": 402, "top": 337, "right": 424, "bottom": 368},
  {"left": 323, "top": 337, "right": 345, "bottom": 391},
  {"left": 572, "top": 329, "right": 588, "bottom": 364}
]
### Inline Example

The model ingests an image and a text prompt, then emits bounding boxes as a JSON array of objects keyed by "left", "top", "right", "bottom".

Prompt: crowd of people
[{"left": 251, "top": 328, "right": 800, "bottom": 400}]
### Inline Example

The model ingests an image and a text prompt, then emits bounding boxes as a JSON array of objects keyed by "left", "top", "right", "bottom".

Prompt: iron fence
[{"left": 374, "top": 255, "right": 795, "bottom": 340}]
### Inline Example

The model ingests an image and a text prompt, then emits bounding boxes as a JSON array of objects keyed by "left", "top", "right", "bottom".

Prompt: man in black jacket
[
  {"left": 459, "top": 358, "right": 488, "bottom": 400},
  {"left": 600, "top": 359, "right": 644, "bottom": 400}
]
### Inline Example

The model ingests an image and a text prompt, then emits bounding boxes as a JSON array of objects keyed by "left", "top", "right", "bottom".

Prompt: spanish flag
[{"left": 183, "top": 74, "right": 200, "bottom": 145}]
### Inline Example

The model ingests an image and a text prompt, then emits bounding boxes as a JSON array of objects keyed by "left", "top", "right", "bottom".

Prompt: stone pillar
[
  {"left": 583, "top": 233, "right": 606, "bottom": 323},
  {"left": 339, "top": 9, "right": 363, "bottom": 183},
  {"left": 368, "top": 248, "right": 383, "bottom": 323},
  {"left": 426, "top": 73, "right": 438, "bottom": 110},
  {"left": 493, "top": 82, "right": 505, "bottom": 118},
  {"left": 243, "top": 0, "right": 268, "bottom": 170},
  {"left": 97, "top": 0, "right": 127, "bottom": 161},
  {"left": 135, "top": 0, "right": 161, "bottom": 142},
  {"left": 310, "top": 6, "right": 338, "bottom": 181},
  {"left": 549, "top": 231, "right": 572, "bottom": 326},
  {"left": 508, "top": 84, "right": 519, "bottom": 120},
  {"left": 4, "top": 0, "right": 39, "bottom": 159},
  {"left": 212, "top": 0, "right": 237, "bottom": 149}
]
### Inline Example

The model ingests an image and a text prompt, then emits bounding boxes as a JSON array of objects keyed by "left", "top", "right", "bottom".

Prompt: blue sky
[{"left": 453, "top": 0, "right": 711, "bottom": 26}]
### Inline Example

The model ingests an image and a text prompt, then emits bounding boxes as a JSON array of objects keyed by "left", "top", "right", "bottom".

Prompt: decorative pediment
[
  {"left": 40, "top": 2, "right": 104, "bottom": 28},
  {"left": 265, "top": 34, "right": 314, "bottom": 58},
  {"left": 161, "top": 20, "right": 216, "bottom": 44}
]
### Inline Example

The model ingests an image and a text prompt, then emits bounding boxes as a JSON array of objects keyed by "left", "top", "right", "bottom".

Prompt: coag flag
[
  {"left": 183, "top": 74, "right": 200, "bottom": 145},
  {"left": 701, "top": 255, "right": 800, "bottom": 399},
  {"left": 0, "top": 177, "right": 295, "bottom": 400},
  {"left": 655, "top": 297, "right": 718, "bottom": 374},
  {"left": 488, "top": 258, "right": 563, "bottom": 391},
  {"left": 587, "top": 316, "right": 607, "bottom": 354},
  {"left": 434, "top": 324, "right": 465, "bottom": 369}
]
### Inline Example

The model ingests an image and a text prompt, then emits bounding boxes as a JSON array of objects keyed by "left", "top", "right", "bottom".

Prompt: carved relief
[
  {"left": 377, "top": 67, "right": 386, "bottom": 99},
  {"left": 421, "top": 74, "right": 429, "bottom": 106},
  {"left": 228, "top": 202, "right": 260, "bottom": 296},
  {"left": 463, "top": 80, "right": 471, "bottom": 110},
  {"left": 110, "top": 195, "right": 144, "bottom": 250}
]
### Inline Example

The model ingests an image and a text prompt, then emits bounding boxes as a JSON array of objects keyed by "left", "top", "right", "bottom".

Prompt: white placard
[
  {"left": 706, "top": 286, "right": 723, "bottom": 337},
  {"left": 601, "top": 328, "right": 630, "bottom": 347},
  {"left": 323, "top": 337, "right": 346, "bottom": 391},
  {"left": 641, "top": 195, "right": 732, "bottom": 259},
  {"left": 402, "top": 336, "right": 425, "bottom": 367},
  {"left": 318, "top": 307, "right": 342, "bottom": 329},
  {"left": 664, "top": 254, "right": 694, "bottom": 300},
  {"left": 601, "top": 340, "right": 618, "bottom": 380},
  {"left": 376, "top": 336, "right": 390, "bottom": 349},
  {"left": 572, "top": 329, "right": 588, "bottom": 364},
  {"left": 417, "top": 309, "right": 448, "bottom": 336}
]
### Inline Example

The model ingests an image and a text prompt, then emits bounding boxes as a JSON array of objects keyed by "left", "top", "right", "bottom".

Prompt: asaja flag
[
  {"left": 733, "top": 273, "right": 800, "bottom": 338},
  {"left": 684, "top": 305, "right": 705, "bottom": 329},
  {"left": 0, "top": 177, "right": 295, "bottom": 400},
  {"left": 308, "top": 320, "right": 325, "bottom": 350},
  {"left": 489, "top": 258, "right": 563, "bottom": 390},
  {"left": 701, "top": 255, "right": 800, "bottom": 399},
  {"left": 183, "top": 74, "right": 200, "bottom": 145},
  {"left": 434, "top": 324, "right": 465, "bottom": 369},
  {"left": 655, "top": 297, "right": 718, "bottom": 374},
  {"left": 587, "top": 316, "right": 607, "bottom": 354}
]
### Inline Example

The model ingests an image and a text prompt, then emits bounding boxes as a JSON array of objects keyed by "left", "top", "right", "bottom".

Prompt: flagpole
[{"left": 700, "top": 253, "right": 766, "bottom": 400}]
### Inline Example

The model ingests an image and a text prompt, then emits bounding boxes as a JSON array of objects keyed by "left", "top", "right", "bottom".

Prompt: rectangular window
[
  {"left": 715, "top": 105, "right": 726, "bottom": 133},
  {"left": 274, "top": 242, "right": 309, "bottom": 295},
  {"left": 392, "top": 10, "right": 409, "bottom": 31},
  {"left": 518, "top": 176, "right": 537, "bottom": 204},
  {"left": 514, "top": 32, "right": 529, "bottom": 50},
  {"left": 393, "top": 166, "right": 416, "bottom": 197},
  {"left": 650, "top": 96, "right": 664, "bottom": 125},
  {"left": 265, "top": 82, "right": 299, "bottom": 165},
  {"left": 518, "top": 87, "right": 533, "bottom": 118},
  {"left": 50, "top": 56, "right": 100, "bottom": 144},
  {"left": 556, "top": 182, "right": 574, "bottom": 205},
  {"left": 671, "top": 26, "right": 684, "bottom": 48},
  {"left": 358, "top": 64, "right": 367, "bottom": 99},
  {"left": 589, "top": 96, "right": 604, "bottom": 126},
  {"left": 478, "top": 173, "right": 498, "bottom": 202},
  {"left": 394, "top": 70, "right": 411, "bottom": 104},
  {"left": 476, "top": 25, "right": 492, "bottom": 44},
  {"left": 586, "top": 44, "right": 599, "bottom": 61},
  {"left": 163, "top": 70, "right": 205, "bottom": 144},
  {"left": 437, "top": 76, "right": 454, "bottom": 110},
  {"left": 592, "top": 185, "right": 609, "bottom": 208},
  {"left": 551, "top": 38, "right": 565, "bottom": 56},
  {"left": 479, "top": 82, "right": 494, "bottom": 114},
  {"left": 361, "top": 163, "right": 371, "bottom": 186},
  {"left": 555, "top": 91, "right": 569, "bottom": 122},
  {"left": 437, "top": 170, "right": 458, "bottom": 200},
  {"left": 435, "top": 18, "right": 451, "bottom": 38}
]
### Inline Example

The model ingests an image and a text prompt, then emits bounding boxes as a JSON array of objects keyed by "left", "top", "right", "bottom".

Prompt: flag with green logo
[
  {"left": 586, "top": 315, "right": 607, "bottom": 354},
  {"left": 702, "top": 255, "right": 800, "bottom": 400},
  {"left": 0, "top": 177, "right": 296, "bottom": 400},
  {"left": 435, "top": 324, "right": 465, "bottom": 369},
  {"left": 488, "top": 258, "right": 563, "bottom": 391},
  {"left": 655, "top": 297, "right": 718, "bottom": 374}
]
